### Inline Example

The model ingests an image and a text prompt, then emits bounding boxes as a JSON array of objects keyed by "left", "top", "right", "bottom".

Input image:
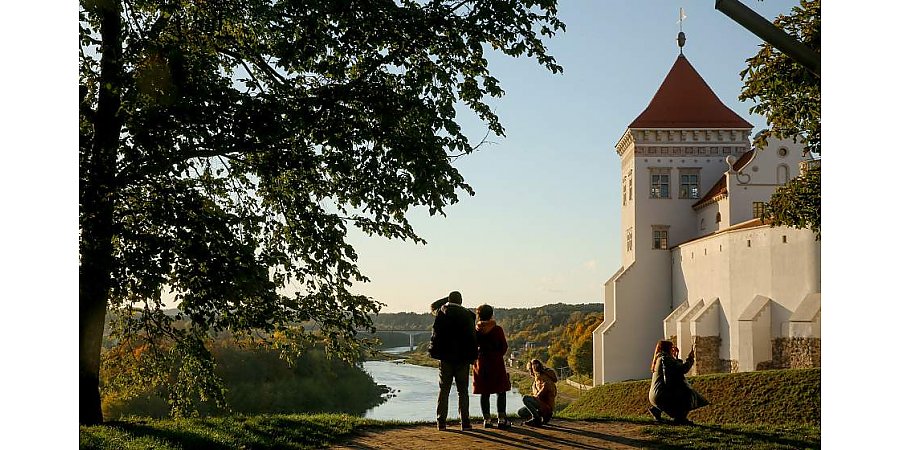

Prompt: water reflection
[{"left": 362, "top": 347, "right": 525, "bottom": 422}]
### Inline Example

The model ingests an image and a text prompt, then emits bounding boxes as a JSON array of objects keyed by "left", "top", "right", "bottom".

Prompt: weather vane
[{"left": 677, "top": 7, "right": 687, "bottom": 53}]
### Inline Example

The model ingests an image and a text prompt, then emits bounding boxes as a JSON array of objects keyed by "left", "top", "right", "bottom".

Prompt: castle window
[
  {"left": 678, "top": 168, "right": 701, "bottom": 199},
  {"left": 700, "top": 218, "right": 706, "bottom": 231},
  {"left": 626, "top": 228, "right": 633, "bottom": 252},
  {"left": 777, "top": 164, "right": 790, "bottom": 185},
  {"left": 715, "top": 212, "right": 721, "bottom": 223},
  {"left": 649, "top": 168, "right": 671, "bottom": 198},
  {"left": 629, "top": 173, "right": 633, "bottom": 200},
  {"left": 623, "top": 183, "right": 627, "bottom": 205},
  {"left": 752, "top": 202, "right": 766, "bottom": 219},
  {"left": 652, "top": 225, "right": 669, "bottom": 250}
]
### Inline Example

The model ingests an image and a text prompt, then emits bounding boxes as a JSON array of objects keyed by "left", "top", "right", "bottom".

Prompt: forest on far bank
[{"left": 368, "top": 303, "right": 604, "bottom": 378}]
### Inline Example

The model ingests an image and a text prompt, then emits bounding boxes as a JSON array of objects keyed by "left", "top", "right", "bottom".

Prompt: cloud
[{"left": 539, "top": 275, "right": 567, "bottom": 293}]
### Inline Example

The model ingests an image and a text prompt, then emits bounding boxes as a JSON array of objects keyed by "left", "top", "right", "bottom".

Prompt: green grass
[
  {"left": 79, "top": 413, "right": 409, "bottom": 450},
  {"left": 641, "top": 421, "right": 821, "bottom": 449},
  {"left": 82, "top": 369, "right": 820, "bottom": 449},
  {"left": 560, "top": 368, "right": 820, "bottom": 427}
]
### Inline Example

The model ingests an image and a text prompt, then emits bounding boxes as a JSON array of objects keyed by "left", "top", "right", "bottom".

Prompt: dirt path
[{"left": 330, "top": 420, "right": 660, "bottom": 449}]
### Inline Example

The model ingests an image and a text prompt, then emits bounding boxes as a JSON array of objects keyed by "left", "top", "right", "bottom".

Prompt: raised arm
[{"left": 681, "top": 349, "right": 695, "bottom": 374}]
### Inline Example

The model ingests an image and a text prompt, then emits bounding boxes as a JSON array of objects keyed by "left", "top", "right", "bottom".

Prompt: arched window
[
  {"left": 715, "top": 212, "right": 721, "bottom": 223},
  {"left": 777, "top": 164, "right": 790, "bottom": 185},
  {"left": 700, "top": 218, "right": 706, "bottom": 231}
]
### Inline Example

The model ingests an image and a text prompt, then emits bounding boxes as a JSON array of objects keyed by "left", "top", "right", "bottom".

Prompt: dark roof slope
[{"left": 629, "top": 55, "right": 753, "bottom": 129}]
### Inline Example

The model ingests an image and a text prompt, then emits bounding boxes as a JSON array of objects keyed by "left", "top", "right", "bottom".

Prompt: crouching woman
[
  {"left": 648, "top": 340, "right": 709, "bottom": 425},
  {"left": 518, "top": 359, "right": 557, "bottom": 426}
]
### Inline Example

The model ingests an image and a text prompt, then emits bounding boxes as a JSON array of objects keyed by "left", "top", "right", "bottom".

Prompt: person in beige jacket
[{"left": 517, "top": 359, "right": 558, "bottom": 426}]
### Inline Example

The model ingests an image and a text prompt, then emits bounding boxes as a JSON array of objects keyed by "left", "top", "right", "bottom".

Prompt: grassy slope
[
  {"left": 79, "top": 414, "right": 418, "bottom": 450},
  {"left": 560, "top": 368, "right": 820, "bottom": 426},
  {"left": 81, "top": 369, "right": 821, "bottom": 449}
]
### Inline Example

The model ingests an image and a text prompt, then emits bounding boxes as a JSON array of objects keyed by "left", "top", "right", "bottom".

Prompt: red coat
[{"left": 472, "top": 320, "right": 511, "bottom": 394}]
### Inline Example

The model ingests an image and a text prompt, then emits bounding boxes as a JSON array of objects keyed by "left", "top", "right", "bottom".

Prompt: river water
[{"left": 362, "top": 347, "right": 526, "bottom": 422}]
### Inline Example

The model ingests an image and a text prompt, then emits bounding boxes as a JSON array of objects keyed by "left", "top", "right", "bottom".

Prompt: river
[{"left": 362, "top": 347, "right": 526, "bottom": 422}]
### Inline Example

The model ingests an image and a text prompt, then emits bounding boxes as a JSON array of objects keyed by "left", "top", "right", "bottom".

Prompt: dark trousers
[
  {"left": 480, "top": 392, "right": 507, "bottom": 420},
  {"left": 437, "top": 360, "right": 471, "bottom": 423},
  {"left": 517, "top": 395, "right": 541, "bottom": 420}
]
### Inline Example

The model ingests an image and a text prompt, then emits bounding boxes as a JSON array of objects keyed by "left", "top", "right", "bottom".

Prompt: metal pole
[{"left": 715, "top": 0, "right": 820, "bottom": 77}]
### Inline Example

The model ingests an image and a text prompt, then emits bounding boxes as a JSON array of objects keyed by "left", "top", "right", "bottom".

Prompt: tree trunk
[{"left": 80, "top": 0, "right": 123, "bottom": 426}]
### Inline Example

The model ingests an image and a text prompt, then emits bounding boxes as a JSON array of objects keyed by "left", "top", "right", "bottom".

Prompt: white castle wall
[
  {"left": 671, "top": 223, "right": 821, "bottom": 370},
  {"left": 726, "top": 137, "right": 807, "bottom": 226},
  {"left": 594, "top": 128, "right": 755, "bottom": 384}
]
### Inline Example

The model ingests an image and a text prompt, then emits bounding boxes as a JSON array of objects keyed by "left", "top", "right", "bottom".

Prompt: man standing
[{"left": 428, "top": 291, "right": 477, "bottom": 431}]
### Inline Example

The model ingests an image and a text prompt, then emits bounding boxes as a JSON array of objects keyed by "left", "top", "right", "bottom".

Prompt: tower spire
[{"left": 677, "top": 7, "right": 687, "bottom": 54}]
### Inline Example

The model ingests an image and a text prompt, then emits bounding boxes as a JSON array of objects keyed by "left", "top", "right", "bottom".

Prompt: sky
[
  {"left": 347, "top": 1, "right": 799, "bottom": 313},
  {"left": 5, "top": 1, "right": 900, "bottom": 447}
]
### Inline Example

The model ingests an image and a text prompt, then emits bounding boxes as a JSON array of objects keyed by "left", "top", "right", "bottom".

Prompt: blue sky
[{"left": 347, "top": 1, "right": 797, "bottom": 313}]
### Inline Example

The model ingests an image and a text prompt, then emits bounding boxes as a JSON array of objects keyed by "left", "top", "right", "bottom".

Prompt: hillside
[
  {"left": 561, "top": 368, "right": 820, "bottom": 426},
  {"left": 369, "top": 303, "right": 604, "bottom": 380},
  {"left": 368, "top": 302, "right": 603, "bottom": 331}
]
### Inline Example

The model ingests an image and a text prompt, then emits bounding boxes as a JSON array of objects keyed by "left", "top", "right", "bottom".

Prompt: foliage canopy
[
  {"left": 764, "top": 164, "right": 820, "bottom": 238},
  {"left": 739, "top": 0, "right": 820, "bottom": 155},
  {"left": 80, "top": 0, "right": 564, "bottom": 423},
  {"left": 738, "top": 0, "right": 820, "bottom": 236}
]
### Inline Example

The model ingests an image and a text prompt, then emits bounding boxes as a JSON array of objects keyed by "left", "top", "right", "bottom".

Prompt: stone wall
[
  {"left": 755, "top": 360, "right": 777, "bottom": 370},
  {"left": 726, "top": 360, "right": 739, "bottom": 373},
  {"left": 772, "top": 337, "right": 821, "bottom": 369},
  {"left": 691, "top": 336, "right": 725, "bottom": 375}
]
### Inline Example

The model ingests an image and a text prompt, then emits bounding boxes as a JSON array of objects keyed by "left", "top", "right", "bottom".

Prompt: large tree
[
  {"left": 738, "top": 0, "right": 820, "bottom": 235},
  {"left": 80, "top": 0, "right": 564, "bottom": 425}
]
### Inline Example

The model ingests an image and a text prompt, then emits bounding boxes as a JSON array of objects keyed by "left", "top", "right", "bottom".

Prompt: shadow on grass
[
  {"left": 83, "top": 416, "right": 359, "bottom": 450},
  {"left": 558, "top": 415, "right": 819, "bottom": 449},
  {"left": 640, "top": 422, "right": 820, "bottom": 450}
]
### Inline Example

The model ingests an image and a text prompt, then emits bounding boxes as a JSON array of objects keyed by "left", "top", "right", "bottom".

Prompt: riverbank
[
  {"left": 368, "top": 347, "right": 583, "bottom": 412},
  {"left": 365, "top": 347, "right": 438, "bottom": 366},
  {"left": 361, "top": 359, "right": 528, "bottom": 421}
]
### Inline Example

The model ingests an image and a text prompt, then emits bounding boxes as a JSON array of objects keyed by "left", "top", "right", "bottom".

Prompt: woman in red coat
[{"left": 473, "top": 304, "right": 512, "bottom": 429}]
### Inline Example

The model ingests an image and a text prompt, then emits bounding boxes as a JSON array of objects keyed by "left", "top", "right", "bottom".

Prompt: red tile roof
[
  {"left": 692, "top": 149, "right": 756, "bottom": 209},
  {"left": 629, "top": 55, "right": 753, "bottom": 129}
]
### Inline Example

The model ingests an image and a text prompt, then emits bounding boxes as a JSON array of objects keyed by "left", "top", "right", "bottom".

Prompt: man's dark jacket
[{"left": 428, "top": 302, "right": 478, "bottom": 364}]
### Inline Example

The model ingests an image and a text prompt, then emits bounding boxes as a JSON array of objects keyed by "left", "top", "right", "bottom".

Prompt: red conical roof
[{"left": 629, "top": 55, "right": 752, "bottom": 129}]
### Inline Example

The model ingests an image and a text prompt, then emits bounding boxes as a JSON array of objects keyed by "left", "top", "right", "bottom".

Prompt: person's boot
[
  {"left": 673, "top": 417, "right": 695, "bottom": 426},
  {"left": 648, "top": 406, "right": 664, "bottom": 423},
  {"left": 437, "top": 420, "right": 447, "bottom": 431},
  {"left": 460, "top": 418, "right": 473, "bottom": 430},
  {"left": 483, "top": 419, "right": 494, "bottom": 428},
  {"left": 523, "top": 416, "right": 542, "bottom": 427},
  {"left": 497, "top": 418, "right": 512, "bottom": 430}
]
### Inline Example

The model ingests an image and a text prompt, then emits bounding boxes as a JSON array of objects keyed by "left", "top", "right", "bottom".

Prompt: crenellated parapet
[
  {"left": 615, "top": 130, "right": 635, "bottom": 156},
  {"left": 616, "top": 128, "right": 752, "bottom": 158}
]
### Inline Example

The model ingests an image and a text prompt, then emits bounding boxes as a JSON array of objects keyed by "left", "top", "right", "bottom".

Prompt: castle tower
[{"left": 593, "top": 52, "right": 754, "bottom": 385}]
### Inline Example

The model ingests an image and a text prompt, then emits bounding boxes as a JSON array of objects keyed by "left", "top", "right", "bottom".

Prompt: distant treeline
[
  {"left": 371, "top": 303, "right": 604, "bottom": 378},
  {"left": 369, "top": 302, "right": 603, "bottom": 332}
]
